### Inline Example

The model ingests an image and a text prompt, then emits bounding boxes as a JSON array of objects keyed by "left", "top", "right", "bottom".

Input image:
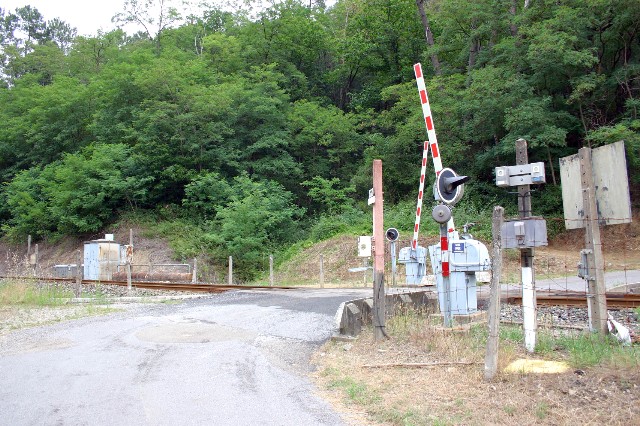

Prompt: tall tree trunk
[
  {"left": 415, "top": 0, "right": 441, "bottom": 76},
  {"left": 509, "top": 0, "right": 518, "bottom": 37},
  {"left": 468, "top": 21, "right": 478, "bottom": 71},
  {"left": 546, "top": 146, "right": 557, "bottom": 185}
]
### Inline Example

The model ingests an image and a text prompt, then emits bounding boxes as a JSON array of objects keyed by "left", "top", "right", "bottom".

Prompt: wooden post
[
  {"left": 128, "top": 228, "right": 134, "bottom": 290},
  {"left": 363, "top": 258, "right": 368, "bottom": 287},
  {"left": 34, "top": 244, "right": 39, "bottom": 277},
  {"left": 516, "top": 138, "right": 536, "bottom": 352},
  {"left": 127, "top": 262, "right": 132, "bottom": 291},
  {"left": 228, "top": 256, "right": 233, "bottom": 285},
  {"left": 372, "top": 160, "right": 386, "bottom": 340},
  {"left": 75, "top": 249, "right": 83, "bottom": 298},
  {"left": 485, "top": 206, "right": 504, "bottom": 381},
  {"left": 269, "top": 255, "right": 274, "bottom": 287},
  {"left": 192, "top": 257, "right": 198, "bottom": 283},
  {"left": 319, "top": 254, "right": 324, "bottom": 288},
  {"left": 579, "top": 147, "right": 608, "bottom": 334},
  {"left": 107, "top": 240, "right": 111, "bottom": 281},
  {"left": 27, "top": 235, "right": 31, "bottom": 264}
]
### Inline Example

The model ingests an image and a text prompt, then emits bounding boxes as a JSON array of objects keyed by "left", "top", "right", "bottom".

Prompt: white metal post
[{"left": 517, "top": 139, "right": 536, "bottom": 352}]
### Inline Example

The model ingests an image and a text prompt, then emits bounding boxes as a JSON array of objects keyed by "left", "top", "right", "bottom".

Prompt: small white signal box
[{"left": 357, "top": 236, "right": 372, "bottom": 257}]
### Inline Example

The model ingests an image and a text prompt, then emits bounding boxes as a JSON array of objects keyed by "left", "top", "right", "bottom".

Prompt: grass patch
[
  {"left": 535, "top": 401, "right": 549, "bottom": 420},
  {"left": 79, "top": 284, "right": 112, "bottom": 305},
  {"left": 0, "top": 279, "right": 73, "bottom": 306},
  {"left": 540, "top": 332, "right": 640, "bottom": 368},
  {"left": 313, "top": 307, "right": 640, "bottom": 426},
  {"left": 376, "top": 408, "right": 428, "bottom": 426},
  {"left": 327, "top": 375, "right": 380, "bottom": 406},
  {"left": 503, "top": 404, "right": 517, "bottom": 416},
  {"left": 478, "top": 322, "right": 640, "bottom": 369}
]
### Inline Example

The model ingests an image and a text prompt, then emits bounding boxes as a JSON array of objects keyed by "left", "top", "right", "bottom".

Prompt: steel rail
[
  {"left": 506, "top": 292, "right": 640, "bottom": 308},
  {"left": 0, "top": 275, "right": 298, "bottom": 293}
]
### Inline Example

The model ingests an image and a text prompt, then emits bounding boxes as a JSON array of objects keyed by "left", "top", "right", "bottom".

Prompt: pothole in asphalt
[{"left": 135, "top": 322, "right": 257, "bottom": 343}]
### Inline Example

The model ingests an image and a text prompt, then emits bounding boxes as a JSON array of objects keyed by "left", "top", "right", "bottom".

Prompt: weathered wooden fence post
[
  {"left": 485, "top": 206, "right": 504, "bottom": 381},
  {"left": 578, "top": 147, "right": 608, "bottom": 334},
  {"left": 319, "top": 254, "right": 324, "bottom": 288},
  {"left": 192, "top": 257, "right": 198, "bottom": 283},
  {"left": 75, "top": 249, "right": 83, "bottom": 298},
  {"left": 269, "top": 255, "right": 274, "bottom": 287}
]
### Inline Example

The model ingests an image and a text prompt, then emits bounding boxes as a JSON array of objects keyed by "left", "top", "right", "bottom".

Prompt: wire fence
[{"left": 1, "top": 216, "right": 637, "bottom": 329}]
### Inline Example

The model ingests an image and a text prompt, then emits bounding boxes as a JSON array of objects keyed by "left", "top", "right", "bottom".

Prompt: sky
[{"left": 3, "top": 0, "right": 129, "bottom": 36}]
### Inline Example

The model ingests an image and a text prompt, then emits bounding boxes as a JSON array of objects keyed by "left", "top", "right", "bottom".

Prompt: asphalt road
[{"left": 0, "top": 288, "right": 372, "bottom": 426}]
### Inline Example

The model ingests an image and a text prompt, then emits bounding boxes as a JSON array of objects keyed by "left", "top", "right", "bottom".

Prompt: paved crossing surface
[{"left": 0, "top": 289, "right": 372, "bottom": 426}]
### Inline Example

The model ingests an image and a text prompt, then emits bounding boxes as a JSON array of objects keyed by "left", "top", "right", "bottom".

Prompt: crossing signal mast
[{"left": 398, "top": 63, "right": 490, "bottom": 326}]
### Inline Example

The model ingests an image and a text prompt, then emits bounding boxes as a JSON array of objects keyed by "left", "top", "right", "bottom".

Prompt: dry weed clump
[{"left": 312, "top": 310, "right": 640, "bottom": 426}]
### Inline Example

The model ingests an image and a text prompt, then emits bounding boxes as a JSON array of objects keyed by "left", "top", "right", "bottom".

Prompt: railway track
[
  {"left": 0, "top": 275, "right": 297, "bottom": 293},
  {"left": 506, "top": 292, "right": 640, "bottom": 308},
  {"left": 4, "top": 275, "right": 640, "bottom": 307}
]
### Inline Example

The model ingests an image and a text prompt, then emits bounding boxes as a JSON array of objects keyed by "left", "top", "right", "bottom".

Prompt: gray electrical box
[
  {"left": 501, "top": 218, "right": 548, "bottom": 249},
  {"left": 577, "top": 249, "right": 592, "bottom": 279},
  {"left": 398, "top": 246, "right": 428, "bottom": 285},
  {"left": 53, "top": 264, "right": 80, "bottom": 279},
  {"left": 495, "top": 166, "right": 510, "bottom": 187},
  {"left": 495, "top": 162, "right": 546, "bottom": 187},
  {"left": 429, "top": 239, "right": 491, "bottom": 315}
]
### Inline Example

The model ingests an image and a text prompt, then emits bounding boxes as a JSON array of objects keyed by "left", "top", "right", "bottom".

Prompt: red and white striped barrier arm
[
  {"left": 412, "top": 63, "right": 455, "bottom": 274},
  {"left": 413, "top": 63, "right": 443, "bottom": 174},
  {"left": 411, "top": 139, "right": 429, "bottom": 250}
]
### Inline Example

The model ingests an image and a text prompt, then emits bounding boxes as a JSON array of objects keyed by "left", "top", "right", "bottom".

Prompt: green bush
[{"left": 2, "top": 144, "right": 145, "bottom": 240}]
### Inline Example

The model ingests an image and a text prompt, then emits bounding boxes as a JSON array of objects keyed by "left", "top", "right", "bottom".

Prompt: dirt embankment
[
  {"left": 0, "top": 223, "right": 177, "bottom": 278},
  {"left": 0, "top": 217, "right": 638, "bottom": 284}
]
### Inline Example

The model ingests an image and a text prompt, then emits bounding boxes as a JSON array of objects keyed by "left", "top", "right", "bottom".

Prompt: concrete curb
[{"left": 332, "top": 289, "right": 438, "bottom": 340}]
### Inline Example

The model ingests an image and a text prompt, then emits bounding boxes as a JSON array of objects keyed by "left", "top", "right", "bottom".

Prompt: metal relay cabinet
[
  {"left": 398, "top": 246, "right": 428, "bottom": 285},
  {"left": 429, "top": 238, "right": 490, "bottom": 315},
  {"left": 83, "top": 236, "right": 121, "bottom": 281}
]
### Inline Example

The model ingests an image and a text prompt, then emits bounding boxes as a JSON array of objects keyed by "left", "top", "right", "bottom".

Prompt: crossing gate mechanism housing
[{"left": 397, "top": 63, "right": 491, "bottom": 318}]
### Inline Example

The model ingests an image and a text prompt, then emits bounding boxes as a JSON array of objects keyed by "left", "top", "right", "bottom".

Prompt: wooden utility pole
[
  {"left": 579, "top": 147, "right": 608, "bottom": 333},
  {"left": 372, "top": 160, "right": 386, "bottom": 340},
  {"left": 485, "top": 206, "right": 504, "bottom": 381},
  {"left": 516, "top": 138, "right": 536, "bottom": 352}
]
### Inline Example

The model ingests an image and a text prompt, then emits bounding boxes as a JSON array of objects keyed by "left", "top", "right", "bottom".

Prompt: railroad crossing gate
[{"left": 398, "top": 63, "right": 491, "bottom": 322}]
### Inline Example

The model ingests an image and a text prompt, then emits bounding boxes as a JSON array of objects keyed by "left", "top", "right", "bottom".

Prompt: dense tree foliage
[{"left": 1, "top": 0, "right": 639, "bottom": 278}]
